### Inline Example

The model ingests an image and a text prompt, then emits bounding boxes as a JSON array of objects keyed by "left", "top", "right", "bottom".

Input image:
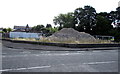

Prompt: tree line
[
  {"left": 31, "top": 24, "right": 58, "bottom": 36},
  {"left": 53, "top": 6, "right": 120, "bottom": 42}
]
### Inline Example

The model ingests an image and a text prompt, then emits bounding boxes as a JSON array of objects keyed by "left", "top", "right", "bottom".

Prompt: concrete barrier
[{"left": 2, "top": 39, "right": 120, "bottom": 48}]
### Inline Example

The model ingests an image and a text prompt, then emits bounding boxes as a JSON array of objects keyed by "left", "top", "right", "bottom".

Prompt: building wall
[{"left": 10, "top": 32, "right": 42, "bottom": 38}]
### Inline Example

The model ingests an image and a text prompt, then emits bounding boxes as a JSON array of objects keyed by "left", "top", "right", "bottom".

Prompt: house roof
[
  {"left": 14, "top": 25, "right": 32, "bottom": 29},
  {"left": 0, "top": 28, "right": 3, "bottom": 30},
  {"left": 12, "top": 29, "right": 25, "bottom": 32},
  {"left": 13, "top": 25, "right": 32, "bottom": 32},
  {"left": 14, "top": 26, "right": 26, "bottom": 29}
]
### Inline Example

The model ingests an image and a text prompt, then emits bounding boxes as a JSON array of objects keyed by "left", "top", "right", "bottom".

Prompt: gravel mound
[{"left": 47, "top": 28, "right": 96, "bottom": 43}]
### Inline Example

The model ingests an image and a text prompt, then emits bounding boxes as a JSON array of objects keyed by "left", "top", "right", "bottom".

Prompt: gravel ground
[{"left": 47, "top": 28, "right": 96, "bottom": 43}]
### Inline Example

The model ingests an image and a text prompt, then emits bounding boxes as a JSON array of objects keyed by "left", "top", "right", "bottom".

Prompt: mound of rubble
[{"left": 47, "top": 28, "right": 96, "bottom": 43}]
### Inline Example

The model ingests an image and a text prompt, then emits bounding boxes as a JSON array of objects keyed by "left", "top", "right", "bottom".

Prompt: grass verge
[{"left": 10, "top": 38, "right": 115, "bottom": 44}]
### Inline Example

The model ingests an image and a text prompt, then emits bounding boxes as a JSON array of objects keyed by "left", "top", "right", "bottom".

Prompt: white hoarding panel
[{"left": 10, "top": 32, "right": 42, "bottom": 38}]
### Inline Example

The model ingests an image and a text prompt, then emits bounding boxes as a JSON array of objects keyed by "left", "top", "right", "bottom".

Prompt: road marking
[
  {"left": 77, "top": 51, "right": 85, "bottom": 53},
  {"left": 0, "top": 66, "right": 51, "bottom": 72},
  {"left": 92, "top": 51, "right": 101, "bottom": 53},
  {"left": 83, "top": 61, "right": 116, "bottom": 65},
  {"left": 50, "top": 53, "right": 81, "bottom": 56},
  {"left": 2, "top": 53, "right": 82, "bottom": 58}
]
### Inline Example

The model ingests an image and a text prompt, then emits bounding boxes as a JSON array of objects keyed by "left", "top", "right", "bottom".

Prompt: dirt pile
[{"left": 47, "top": 28, "right": 96, "bottom": 43}]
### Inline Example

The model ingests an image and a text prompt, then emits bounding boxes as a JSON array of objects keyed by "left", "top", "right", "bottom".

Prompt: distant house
[{"left": 13, "top": 24, "right": 31, "bottom": 32}]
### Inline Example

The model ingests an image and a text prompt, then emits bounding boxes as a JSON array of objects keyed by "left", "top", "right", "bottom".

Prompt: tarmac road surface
[{"left": 0, "top": 41, "right": 119, "bottom": 72}]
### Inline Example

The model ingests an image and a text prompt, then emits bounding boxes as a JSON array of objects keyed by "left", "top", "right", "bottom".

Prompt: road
[{"left": 1, "top": 41, "right": 119, "bottom": 72}]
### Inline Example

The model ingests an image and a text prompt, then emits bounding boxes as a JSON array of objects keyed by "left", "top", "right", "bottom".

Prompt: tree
[
  {"left": 46, "top": 24, "right": 52, "bottom": 28},
  {"left": 112, "top": 7, "right": 120, "bottom": 42},
  {"left": 97, "top": 7, "right": 120, "bottom": 42},
  {"left": 7, "top": 28, "right": 12, "bottom": 32},
  {"left": 52, "top": 5, "right": 120, "bottom": 41},
  {"left": 116, "top": 7, "right": 120, "bottom": 28},
  {"left": 53, "top": 12, "right": 75, "bottom": 30},
  {"left": 2, "top": 28, "right": 7, "bottom": 33},
  {"left": 93, "top": 15, "right": 113, "bottom": 35},
  {"left": 31, "top": 25, "right": 45, "bottom": 33},
  {"left": 53, "top": 14, "right": 63, "bottom": 30},
  {"left": 74, "top": 6, "right": 96, "bottom": 33}
]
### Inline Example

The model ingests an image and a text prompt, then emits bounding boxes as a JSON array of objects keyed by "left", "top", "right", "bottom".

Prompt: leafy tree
[
  {"left": 74, "top": 6, "right": 96, "bottom": 33},
  {"left": 46, "top": 24, "right": 52, "bottom": 28},
  {"left": 2, "top": 28, "right": 7, "bottom": 33},
  {"left": 7, "top": 28, "right": 12, "bottom": 32},
  {"left": 62, "top": 13, "right": 75, "bottom": 28},
  {"left": 48, "top": 27, "right": 58, "bottom": 33},
  {"left": 53, "top": 14, "right": 63, "bottom": 30},
  {"left": 113, "top": 7, "right": 120, "bottom": 42},
  {"left": 109, "top": 11, "right": 117, "bottom": 23},
  {"left": 31, "top": 24, "right": 58, "bottom": 36},
  {"left": 116, "top": 7, "right": 120, "bottom": 28},
  {"left": 43, "top": 27, "right": 58, "bottom": 36},
  {"left": 31, "top": 25, "right": 45, "bottom": 33},
  {"left": 93, "top": 15, "right": 113, "bottom": 35},
  {"left": 52, "top": 5, "right": 120, "bottom": 42},
  {"left": 53, "top": 12, "right": 75, "bottom": 30},
  {"left": 97, "top": 7, "right": 120, "bottom": 42}
]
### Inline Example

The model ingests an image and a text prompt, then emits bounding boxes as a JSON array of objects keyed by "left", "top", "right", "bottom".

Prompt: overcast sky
[{"left": 0, "top": 0, "right": 119, "bottom": 28}]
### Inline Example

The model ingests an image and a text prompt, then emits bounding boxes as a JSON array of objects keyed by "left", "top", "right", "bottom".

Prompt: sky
[{"left": 0, "top": 0, "right": 119, "bottom": 28}]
